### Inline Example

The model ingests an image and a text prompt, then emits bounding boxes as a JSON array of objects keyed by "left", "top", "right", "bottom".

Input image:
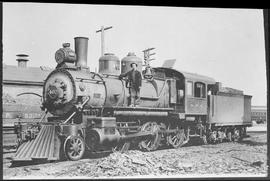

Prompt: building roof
[
  {"left": 251, "top": 106, "right": 267, "bottom": 111},
  {"left": 3, "top": 64, "right": 53, "bottom": 85}
]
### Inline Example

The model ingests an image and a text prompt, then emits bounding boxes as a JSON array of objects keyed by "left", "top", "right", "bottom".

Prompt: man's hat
[{"left": 130, "top": 62, "right": 138, "bottom": 67}]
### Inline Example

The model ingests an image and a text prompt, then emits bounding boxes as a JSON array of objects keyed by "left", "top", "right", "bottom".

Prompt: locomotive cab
[{"left": 154, "top": 67, "right": 215, "bottom": 116}]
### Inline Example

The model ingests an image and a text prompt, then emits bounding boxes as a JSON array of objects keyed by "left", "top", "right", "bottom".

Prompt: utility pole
[{"left": 96, "top": 26, "right": 113, "bottom": 56}]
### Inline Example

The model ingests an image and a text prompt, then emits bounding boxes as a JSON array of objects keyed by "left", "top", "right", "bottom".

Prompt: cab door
[
  {"left": 169, "top": 78, "right": 185, "bottom": 112},
  {"left": 169, "top": 79, "right": 177, "bottom": 104}
]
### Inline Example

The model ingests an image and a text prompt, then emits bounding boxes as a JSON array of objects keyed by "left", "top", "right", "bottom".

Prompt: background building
[
  {"left": 251, "top": 106, "right": 267, "bottom": 124},
  {"left": 2, "top": 55, "right": 52, "bottom": 148}
]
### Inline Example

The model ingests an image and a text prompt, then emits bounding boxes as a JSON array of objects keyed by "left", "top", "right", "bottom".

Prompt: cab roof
[{"left": 155, "top": 67, "right": 216, "bottom": 84}]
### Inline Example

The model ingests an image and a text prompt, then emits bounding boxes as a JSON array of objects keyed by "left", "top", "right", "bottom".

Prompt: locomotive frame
[{"left": 12, "top": 36, "right": 252, "bottom": 164}]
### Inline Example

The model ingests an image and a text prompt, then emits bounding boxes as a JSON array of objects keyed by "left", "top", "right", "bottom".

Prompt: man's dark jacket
[{"left": 119, "top": 70, "right": 142, "bottom": 90}]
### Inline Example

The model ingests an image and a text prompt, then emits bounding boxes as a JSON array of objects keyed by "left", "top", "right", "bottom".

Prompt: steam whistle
[
  {"left": 142, "top": 48, "right": 155, "bottom": 79},
  {"left": 143, "top": 47, "right": 155, "bottom": 66}
]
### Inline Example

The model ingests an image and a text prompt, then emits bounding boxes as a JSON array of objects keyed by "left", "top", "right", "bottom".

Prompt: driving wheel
[
  {"left": 139, "top": 122, "right": 161, "bottom": 151},
  {"left": 167, "top": 126, "right": 186, "bottom": 148}
]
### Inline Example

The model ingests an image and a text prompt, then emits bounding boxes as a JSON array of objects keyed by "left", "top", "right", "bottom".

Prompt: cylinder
[
  {"left": 89, "top": 128, "right": 120, "bottom": 145},
  {"left": 74, "top": 37, "right": 89, "bottom": 69}
]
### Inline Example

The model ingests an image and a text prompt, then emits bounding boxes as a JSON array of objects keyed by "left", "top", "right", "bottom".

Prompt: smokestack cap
[
  {"left": 16, "top": 54, "right": 29, "bottom": 57},
  {"left": 74, "top": 37, "right": 89, "bottom": 40}
]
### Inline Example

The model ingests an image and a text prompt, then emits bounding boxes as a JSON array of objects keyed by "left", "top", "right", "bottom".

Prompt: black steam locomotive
[{"left": 12, "top": 37, "right": 252, "bottom": 163}]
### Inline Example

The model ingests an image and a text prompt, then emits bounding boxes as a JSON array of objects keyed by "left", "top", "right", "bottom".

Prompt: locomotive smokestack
[{"left": 74, "top": 37, "right": 89, "bottom": 69}]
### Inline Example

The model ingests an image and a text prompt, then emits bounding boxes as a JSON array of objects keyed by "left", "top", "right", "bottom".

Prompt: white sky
[{"left": 2, "top": 3, "right": 267, "bottom": 106}]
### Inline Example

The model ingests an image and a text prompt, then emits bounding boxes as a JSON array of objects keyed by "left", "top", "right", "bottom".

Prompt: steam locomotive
[{"left": 12, "top": 37, "right": 252, "bottom": 163}]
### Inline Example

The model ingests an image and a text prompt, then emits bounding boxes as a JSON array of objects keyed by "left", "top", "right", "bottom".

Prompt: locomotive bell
[
  {"left": 121, "top": 52, "right": 142, "bottom": 74},
  {"left": 143, "top": 66, "right": 153, "bottom": 79},
  {"left": 98, "top": 53, "right": 120, "bottom": 75},
  {"left": 55, "top": 43, "right": 76, "bottom": 64}
]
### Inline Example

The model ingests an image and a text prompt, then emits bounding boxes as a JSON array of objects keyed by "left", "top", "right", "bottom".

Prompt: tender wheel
[
  {"left": 139, "top": 122, "right": 161, "bottom": 151},
  {"left": 201, "top": 135, "right": 208, "bottom": 145},
  {"left": 227, "top": 131, "right": 232, "bottom": 142},
  {"left": 208, "top": 131, "right": 217, "bottom": 144},
  {"left": 64, "top": 135, "right": 85, "bottom": 161},
  {"left": 232, "top": 129, "right": 240, "bottom": 142},
  {"left": 167, "top": 126, "right": 186, "bottom": 148}
]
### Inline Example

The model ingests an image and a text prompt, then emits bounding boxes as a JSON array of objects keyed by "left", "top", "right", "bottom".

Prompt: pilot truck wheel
[{"left": 64, "top": 135, "right": 85, "bottom": 161}]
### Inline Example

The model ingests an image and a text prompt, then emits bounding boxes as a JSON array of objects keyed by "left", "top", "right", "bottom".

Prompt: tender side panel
[{"left": 208, "top": 94, "right": 248, "bottom": 125}]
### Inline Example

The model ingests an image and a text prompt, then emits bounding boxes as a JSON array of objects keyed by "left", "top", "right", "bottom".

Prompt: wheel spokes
[
  {"left": 139, "top": 122, "right": 161, "bottom": 151},
  {"left": 167, "top": 128, "right": 186, "bottom": 148},
  {"left": 65, "top": 136, "right": 85, "bottom": 161}
]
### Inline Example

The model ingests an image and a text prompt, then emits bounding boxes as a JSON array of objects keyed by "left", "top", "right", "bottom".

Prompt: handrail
[
  {"left": 62, "top": 111, "right": 77, "bottom": 124},
  {"left": 75, "top": 77, "right": 104, "bottom": 83},
  {"left": 62, "top": 96, "right": 90, "bottom": 124}
]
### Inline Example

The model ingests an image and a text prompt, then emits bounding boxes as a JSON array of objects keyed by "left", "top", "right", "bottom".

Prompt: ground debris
[
  {"left": 23, "top": 168, "right": 30, "bottom": 172},
  {"left": 3, "top": 132, "right": 267, "bottom": 179},
  {"left": 30, "top": 167, "right": 40, "bottom": 171},
  {"left": 131, "top": 157, "right": 147, "bottom": 165},
  {"left": 250, "top": 161, "right": 264, "bottom": 167}
]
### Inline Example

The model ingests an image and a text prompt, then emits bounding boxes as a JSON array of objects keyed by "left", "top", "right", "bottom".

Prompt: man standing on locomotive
[{"left": 119, "top": 62, "right": 142, "bottom": 107}]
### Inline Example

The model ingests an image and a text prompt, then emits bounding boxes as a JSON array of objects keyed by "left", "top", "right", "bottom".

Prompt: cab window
[
  {"left": 186, "top": 81, "right": 193, "bottom": 96},
  {"left": 177, "top": 89, "right": 184, "bottom": 104},
  {"left": 194, "top": 82, "right": 206, "bottom": 98}
]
